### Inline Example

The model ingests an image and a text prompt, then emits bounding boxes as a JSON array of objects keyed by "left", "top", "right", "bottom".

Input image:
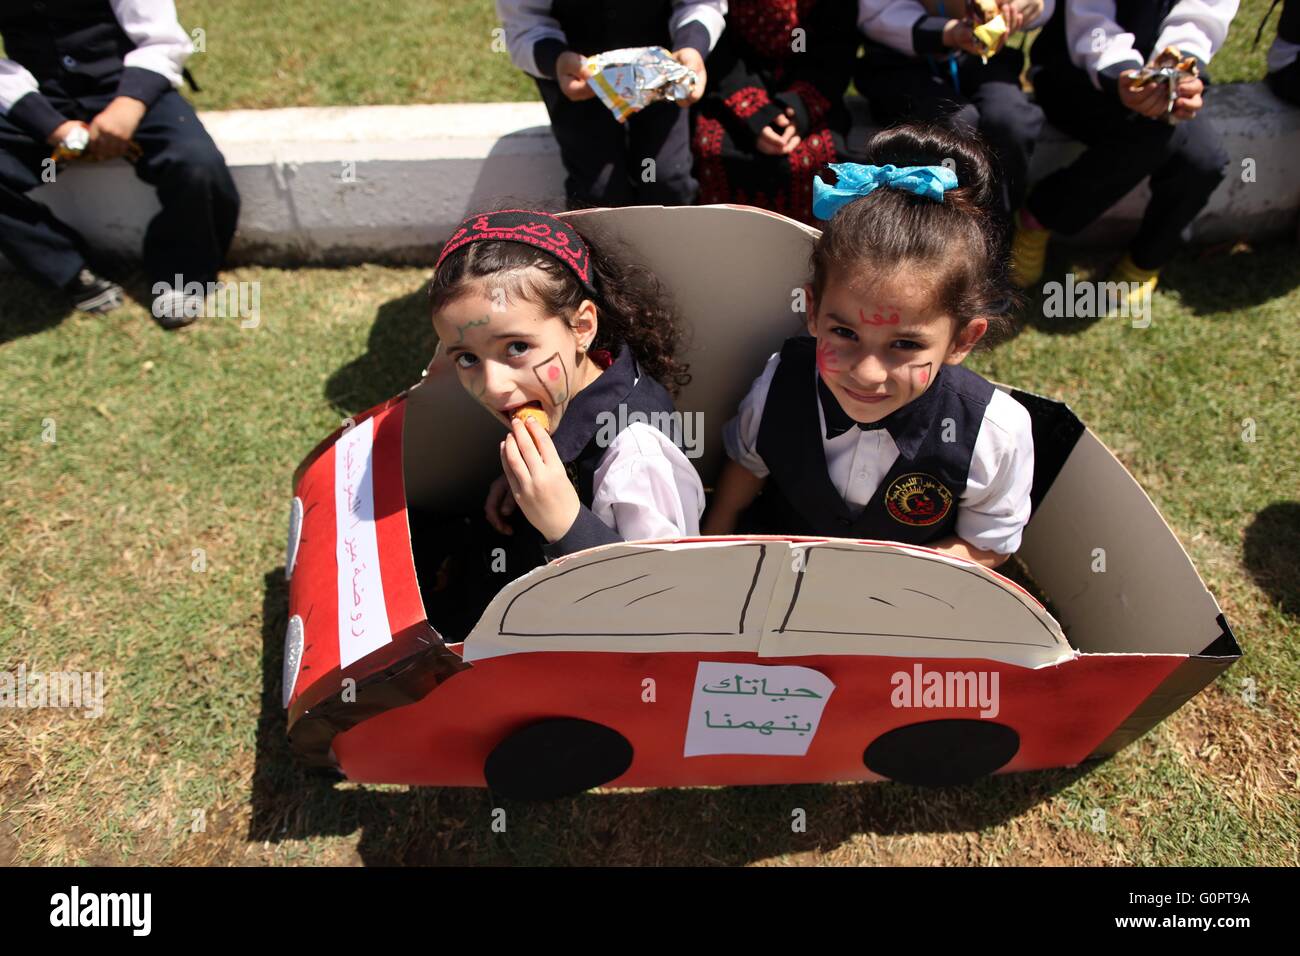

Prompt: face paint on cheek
[
  {"left": 816, "top": 339, "right": 841, "bottom": 376},
  {"left": 908, "top": 361, "right": 933, "bottom": 398},
  {"left": 532, "top": 352, "right": 571, "bottom": 415}
]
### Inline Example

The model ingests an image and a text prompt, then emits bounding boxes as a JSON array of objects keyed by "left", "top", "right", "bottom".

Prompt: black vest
[
  {"left": 548, "top": 340, "right": 679, "bottom": 507},
  {"left": 550, "top": 0, "right": 672, "bottom": 57},
  {"left": 1033, "top": 1, "right": 1181, "bottom": 74},
  {"left": 751, "top": 336, "right": 994, "bottom": 544},
  {"left": 0, "top": 0, "right": 137, "bottom": 96}
]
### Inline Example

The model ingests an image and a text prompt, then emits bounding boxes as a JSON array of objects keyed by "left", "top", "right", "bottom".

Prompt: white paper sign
[
  {"left": 335, "top": 418, "right": 392, "bottom": 668},
  {"left": 684, "top": 662, "right": 835, "bottom": 757}
]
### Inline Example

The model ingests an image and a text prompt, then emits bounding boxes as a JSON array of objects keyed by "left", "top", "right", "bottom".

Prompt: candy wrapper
[
  {"left": 1126, "top": 45, "right": 1199, "bottom": 123},
  {"left": 584, "top": 46, "right": 697, "bottom": 123},
  {"left": 967, "top": 0, "right": 1007, "bottom": 63},
  {"left": 50, "top": 123, "right": 142, "bottom": 165}
]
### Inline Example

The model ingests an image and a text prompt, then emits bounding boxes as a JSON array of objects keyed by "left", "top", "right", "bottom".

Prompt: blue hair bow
[{"left": 812, "top": 163, "right": 959, "bottom": 220}]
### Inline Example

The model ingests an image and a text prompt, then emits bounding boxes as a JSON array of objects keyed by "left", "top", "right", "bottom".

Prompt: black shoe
[
  {"left": 150, "top": 288, "right": 204, "bottom": 330},
  {"left": 63, "top": 268, "right": 124, "bottom": 314}
]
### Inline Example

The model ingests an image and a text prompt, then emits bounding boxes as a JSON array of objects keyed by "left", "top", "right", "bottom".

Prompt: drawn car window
[
  {"left": 497, "top": 544, "right": 768, "bottom": 638},
  {"left": 770, "top": 546, "right": 1068, "bottom": 665}
]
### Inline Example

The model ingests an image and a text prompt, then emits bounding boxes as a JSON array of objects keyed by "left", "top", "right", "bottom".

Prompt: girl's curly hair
[
  {"left": 811, "top": 122, "right": 1021, "bottom": 349},
  {"left": 428, "top": 218, "right": 691, "bottom": 395}
]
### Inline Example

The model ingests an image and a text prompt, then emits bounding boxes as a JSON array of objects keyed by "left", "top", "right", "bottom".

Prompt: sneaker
[
  {"left": 151, "top": 288, "right": 206, "bottom": 330},
  {"left": 1103, "top": 253, "right": 1159, "bottom": 319},
  {"left": 64, "top": 268, "right": 124, "bottom": 314},
  {"left": 1009, "top": 209, "right": 1051, "bottom": 289}
]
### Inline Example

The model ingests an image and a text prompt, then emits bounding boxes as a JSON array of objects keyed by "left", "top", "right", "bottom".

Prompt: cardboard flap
[{"left": 1018, "top": 429, "right": 1226, "bottom": 655}]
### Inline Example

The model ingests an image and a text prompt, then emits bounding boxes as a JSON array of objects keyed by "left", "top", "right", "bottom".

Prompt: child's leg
[
  {"left": 961, "top": 48, "right": 1045, "bottom": 221},
  {"left": 130, "top": 90, "right": 241, "bottom": 290},
  {"left": 854, "top": 44, "right": 968, "bottom": 127},
  {"left": 1128, "top": 121, "right": 1228, "bottom": 271},
  {"left": 0, "top": 107, "right": 93, "bottom": 289},
  {"left": 626, "top": 99, "right": 697, "bottom": 205},
  {"left": 534, "top": 78, "right": 635, "bottom": 208},
  {"left": 1023, "top": 65, "right": 1175, "bottom": 239},
  {"left": 1267, "top": 60, "right": 1300, "bottom": 107}
]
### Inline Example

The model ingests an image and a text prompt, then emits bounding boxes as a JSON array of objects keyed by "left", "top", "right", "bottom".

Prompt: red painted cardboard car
[{"left": 282, "top": 206, "right": 1240, "bottom": 800}]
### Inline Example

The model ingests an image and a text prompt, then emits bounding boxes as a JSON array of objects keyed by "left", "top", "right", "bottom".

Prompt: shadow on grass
[
  {"left": 1243, "top": 501, "right": 1300, "bottom": 620},
  {"left": 1016, "top": 239, "right": 1300, "bottom": 335},
  {"left": 252, "top": 567, "right": 1094, "bottom": 865},
  {"left": 0, "top": 274, "right": 75, "bottom": 346},
  {"left": 1015, "top": 251, "right": 1112, "bottom": 338},
  {"left": 324, "top": 285, "right": 435, "bottom": 416},
  {"left": 1158, "top": 239, "right": 1300, "bottom": 315}
]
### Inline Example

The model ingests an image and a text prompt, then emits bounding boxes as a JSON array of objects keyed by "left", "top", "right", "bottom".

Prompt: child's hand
[
  {"left": 1172, "top": 73, "right": 1205, "bottom": 120},
  {"left": 1002, "top": 0, "right": 1043, "bottom": 33},
  {"left": 942, "top": 19, "right": 986, "bottom": 57},
  {"left": 671, "top": 47, "right": 707, "bottom": 105},
  {"left": 484, "top": 474, "right": 518, "bottom": 536},
  {"left": 556, "top": 51, "right": 595, "bottom": 101},
  {"left": 757, "top": 109, "right": 800, "bottom": 155},
  {"left": 700, "top": 509, "right": 738, "bottom": 535},
  {"left": 1118, "top": 69, "right": 1170, "bottom": 119},
  {"left": 930, "top": 535, "right": 1008, "bottom": 569},
  {"left": 88, "top": 97, "right": 146, "bottom": 160},
  {"left": 998, "top": 2, "right": 1024, "bottom": 34},
  {"left": 500, "top": 416, "right": 581, "bottom": 544}
]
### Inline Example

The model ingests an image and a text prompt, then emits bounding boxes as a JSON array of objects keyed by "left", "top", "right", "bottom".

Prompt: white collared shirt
[
  {"left": 722, "top": 352, "right": 1035, "bottom": 554},
  {"left": 590, "top": 422, "right": 706, "bottom": 542},
  {"left": 0, "top": 0, "right": 192, "bottom": 114}
]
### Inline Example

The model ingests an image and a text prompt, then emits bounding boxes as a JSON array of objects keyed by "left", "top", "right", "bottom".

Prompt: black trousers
[
  {"left": 1025, "top": 64, "right": 1229, "bottom": 271},
  {"left": 854, "top": 44, "right": 1044, "bottom": 223},
  {"left": 0, "top": 87, "right": 239, "bottom": 290},
  {"left": 535, "top": 77, "right": 697, "bottom": 208},
  {"left": 1267, "top": 59, "right": 1300, "bottom": 107}
]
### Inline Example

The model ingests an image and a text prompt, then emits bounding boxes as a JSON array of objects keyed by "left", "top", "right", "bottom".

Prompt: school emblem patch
[{"left": 884, "top": 473, "right": 953, "bottom": 527}]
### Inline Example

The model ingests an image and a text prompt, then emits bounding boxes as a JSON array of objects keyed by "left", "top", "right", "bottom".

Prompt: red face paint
[
  {"left": 816, "top": 339, "right": 840, "bottom": 375},
  {"left": 857, "top": 308, "right": 900, "bottom": 326}
]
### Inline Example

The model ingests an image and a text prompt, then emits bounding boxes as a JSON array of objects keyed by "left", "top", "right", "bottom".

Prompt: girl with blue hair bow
[{"left": 704, "top": 123, "right": 1035, "bottom": 570}]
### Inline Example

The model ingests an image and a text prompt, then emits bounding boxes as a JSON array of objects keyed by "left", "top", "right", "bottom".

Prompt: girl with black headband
[
  {"left": 704, "top": 124, "right": 1034, "bottom": 569},
  {"left": 429, "top": 209, "right": 706, "bottom": 561}
]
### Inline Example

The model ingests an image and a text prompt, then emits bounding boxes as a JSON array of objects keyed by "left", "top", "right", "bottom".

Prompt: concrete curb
[{"left": 4, "top": 84, "right": 1297, "bottom": 274}]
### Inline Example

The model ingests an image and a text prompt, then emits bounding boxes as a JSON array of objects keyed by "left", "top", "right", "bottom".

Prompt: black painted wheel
[
  {"left": 485, "top": 718, "right": 634, "bottom": 801},
  {"left": 864, "top": 719, "right": 1020, "bottom": 787}
]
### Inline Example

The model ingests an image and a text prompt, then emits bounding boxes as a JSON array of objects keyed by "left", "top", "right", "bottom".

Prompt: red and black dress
[{"left": 691, "top": 0, "right": 858, "bottom": 225}]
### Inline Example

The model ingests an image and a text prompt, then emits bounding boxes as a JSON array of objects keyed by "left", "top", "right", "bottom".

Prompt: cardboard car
[{"left": 282, "top": 205, "right": 1240, "bottom": 800}]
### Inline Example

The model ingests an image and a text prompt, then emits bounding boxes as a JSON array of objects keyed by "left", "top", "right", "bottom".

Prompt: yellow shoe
[
  {"left": 1103, "top": 253, "right": 1159, "bottom": 321},
  {"left": 1009, "top": 210, "right": 1050, "bottom": 288}
]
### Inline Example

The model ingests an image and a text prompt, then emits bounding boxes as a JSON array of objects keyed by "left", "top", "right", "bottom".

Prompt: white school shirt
[
  {"left": 496, "top": 0, "right": 729, "bottom": 79},
  {"left": 588, "top": 421, "right": 706, "bottom": 542},
  {"left": 856, "top": 0, "right": 1056, "bottom": 59},
  {"left": 1064, "top": 0, "right": 1238, "bottom": 91},
  {"left": 0, "top": 0, "right": 192, "bottom": 116},
  {"left": 721, "top": 351, "right": 1035, "bottom": 555}
]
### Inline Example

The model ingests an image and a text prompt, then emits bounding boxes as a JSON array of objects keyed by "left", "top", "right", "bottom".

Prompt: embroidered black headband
[{"left": 435, "top": 209, "right": 598, "bottom": 296}]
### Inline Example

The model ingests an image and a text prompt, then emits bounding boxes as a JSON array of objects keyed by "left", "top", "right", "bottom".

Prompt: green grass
[{"left": 1, "top": 243, "right": 1296, "bottom": 866}]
